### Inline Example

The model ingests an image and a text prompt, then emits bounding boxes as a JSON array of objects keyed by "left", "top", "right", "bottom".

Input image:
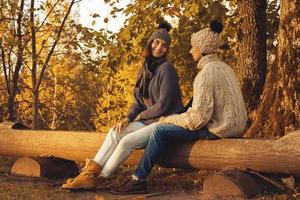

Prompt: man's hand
[{"left": 113, "top": 118, "right": 130, "bottom": 134}]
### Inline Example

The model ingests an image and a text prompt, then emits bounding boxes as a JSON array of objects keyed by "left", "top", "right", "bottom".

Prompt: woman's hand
[
  {"left": 113, "top": 118, "right": 130, "bottom": 134},
  {"left": 134, "top": 114, "right": 141, "bottom": 121}
]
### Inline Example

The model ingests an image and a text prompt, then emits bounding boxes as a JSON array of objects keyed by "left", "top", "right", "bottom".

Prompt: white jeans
[{"left": 93, "top": 122, "right": 158, "bottom": 178}]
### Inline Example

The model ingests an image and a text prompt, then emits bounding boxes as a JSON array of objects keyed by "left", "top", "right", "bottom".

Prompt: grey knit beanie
[{"left": 147, "top": 22, "right": 172, "bottom": 46}]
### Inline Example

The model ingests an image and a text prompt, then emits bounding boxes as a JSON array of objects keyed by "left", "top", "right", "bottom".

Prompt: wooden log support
[
  {"left": 11, "top": 156, "right": 79, "bottom": 179},
  {"left": 202, "top": 170, "right": 272, "bottom": 198},
  {"left": 0, "top": 121, "right": 300, "bottom": 177}
]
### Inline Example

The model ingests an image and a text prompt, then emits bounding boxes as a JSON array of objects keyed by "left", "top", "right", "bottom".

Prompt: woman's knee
[
  {"left": 117, "top": 137, "right": 135, "bottom": 151},
  {"left": 106, "top": 128, "right": 120, "bottom": 142},
  {"left": 108, "top": 128, "right": 117, "bottom": 135}
]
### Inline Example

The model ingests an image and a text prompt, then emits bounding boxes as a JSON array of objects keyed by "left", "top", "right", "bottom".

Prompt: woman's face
[
  {"left": 189, "top": 44, "right": 202, "bottom": 62},
  {"left": 151, "top": 39, "right": 168, "bottom": 57}
]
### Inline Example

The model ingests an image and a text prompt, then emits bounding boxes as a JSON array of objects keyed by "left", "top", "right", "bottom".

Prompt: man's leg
[{"left": 134, "top": 124, "right": 215, "bottom": 180}]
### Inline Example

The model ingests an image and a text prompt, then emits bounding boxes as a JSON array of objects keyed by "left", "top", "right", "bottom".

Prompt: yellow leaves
[
  {"left": 93, "top": 62, "right": 139, "bottom": 133},
  {"left": 166, "top": 7, "right": 181, "bottom": 17},
  {"left": 189, "top": 2, "right": 199, "bottom": 16},
  {"left": 182, "top": 2, "right": 199, "bottom": 17},
  {"left": 209, "top": 2, "right": 227, "bottom": 19},
  {"left": 119, "top": 27, "right": 131, "bottom": 41}
]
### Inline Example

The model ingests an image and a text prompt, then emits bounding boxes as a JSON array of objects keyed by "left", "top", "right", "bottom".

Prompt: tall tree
[
  {"left": 236, "top": 0, "right": 267, "bottom": 112},
  {"left": 29, "top": 0, "right": 75, "bottom": 129},
  {"left": 0, "top": 0, "right": 25, "bottom": 121},
  {"left": 246, "top": 0, "right": 299, "bottom": 137}
]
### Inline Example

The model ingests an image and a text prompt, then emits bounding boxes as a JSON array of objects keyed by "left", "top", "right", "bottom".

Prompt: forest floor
[{"left": 0, "top": 156, "right": 299, "bottom": 200}]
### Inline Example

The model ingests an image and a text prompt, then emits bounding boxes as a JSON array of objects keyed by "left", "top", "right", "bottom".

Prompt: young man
[{"left": 112, "top": 20, "right": 248, "bottom": 194}]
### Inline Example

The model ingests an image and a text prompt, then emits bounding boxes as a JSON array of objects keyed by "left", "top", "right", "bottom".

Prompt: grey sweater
[{"left": 127, "top": 61, "right": 184, "bottom": 124}]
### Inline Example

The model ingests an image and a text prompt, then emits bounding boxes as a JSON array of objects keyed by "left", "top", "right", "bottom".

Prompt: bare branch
[
  {"left": 11, "top": 0, "right": 25, "bottom": 96},
  {"left": 30, "top": 0, "right": 37, "bottom": 91},
  {"left": 0, "top": 42, "right": 10, "bottom": 95},
  {"left": 37, "top": 0, "right": 76, "bottom": 90},
  {"left": 36, "top": 0, "right": 60, "bottom": 33},
  {"left": 74, "top": 0, "right": 83, "bottom": 4}
]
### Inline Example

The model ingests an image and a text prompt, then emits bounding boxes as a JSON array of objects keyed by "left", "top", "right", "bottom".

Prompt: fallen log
[{"left": 0, "top": 121, "right": 300, "bottom": 177}]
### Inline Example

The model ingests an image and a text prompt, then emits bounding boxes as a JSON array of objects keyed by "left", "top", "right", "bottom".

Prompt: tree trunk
[
  {"left": 7, "top": 93, "right": 16, "bottom": 121},
  {"left": 5, "top": 0, "right": 25, "bottom": 121},
  {"left": 237, "top": 0, "right": 267, "bottom": 112},
  {"left": 32, "top": 89, "right": 40, "bottom": 129},
  {"left": 30, "top": 0, "right": 39, "bottom": 129},
  {"left": 29, "top": 0, "right": 75, "bottom": 129},
  {"left": 50, "top": 70, "right": 58, "bottom": 130},
  {"left": 246, "top": 0, "right": 299, "bottom": 137},
  {"left": 0, "top": 122, "right": 299, "bottom": 177}
]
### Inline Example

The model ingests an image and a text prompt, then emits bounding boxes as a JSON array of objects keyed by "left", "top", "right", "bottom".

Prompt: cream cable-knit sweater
[{"left": 164, "top": 54, "right": 247, "bottom": 138}]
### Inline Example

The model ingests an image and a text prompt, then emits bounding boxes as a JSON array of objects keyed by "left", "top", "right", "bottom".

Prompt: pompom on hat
[
  {"left": 147, "top": 21, "right": 172, "bottom": 46},
  {"left": 191, "top": 20, "right": 223, "bottom": 54}
]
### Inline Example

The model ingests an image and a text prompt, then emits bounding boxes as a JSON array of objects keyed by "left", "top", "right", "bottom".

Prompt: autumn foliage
[{"left": 0, "top": 0, "right": 298, "bottom": 137}]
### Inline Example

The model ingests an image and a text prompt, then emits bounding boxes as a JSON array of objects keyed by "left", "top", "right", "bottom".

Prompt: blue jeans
[{"left": 134, "top": 124, "right": 220, "bottom": 180}]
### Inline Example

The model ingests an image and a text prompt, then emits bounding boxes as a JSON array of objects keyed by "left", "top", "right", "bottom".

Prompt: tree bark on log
[{"left": 0, "top": 122, "right": 300, "bottom": 176}]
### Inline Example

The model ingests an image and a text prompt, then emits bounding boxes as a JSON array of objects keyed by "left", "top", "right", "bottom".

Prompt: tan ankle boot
[{"left": 62, "top": 159, "right": 102, "bottom": 190}]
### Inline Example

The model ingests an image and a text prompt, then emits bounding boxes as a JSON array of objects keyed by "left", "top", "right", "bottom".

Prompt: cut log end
[
  {"left": 11, "top": 157, "right": 41, "bottom": 177},
  {"left": 203, "top": 170, "right": 269, "bottom": 198},
  {"left": 11, "top": 157, "right": 79, "bottom": 179}
]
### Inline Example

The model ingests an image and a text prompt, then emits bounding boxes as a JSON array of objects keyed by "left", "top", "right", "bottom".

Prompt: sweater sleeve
[
  {"left": 164, "top": 69, "right": 214, "bottom": 130},
  {"left": 139, "top": 65, "right": 179, "bottom": 120}
]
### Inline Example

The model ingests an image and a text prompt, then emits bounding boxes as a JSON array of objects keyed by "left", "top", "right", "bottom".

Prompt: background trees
[
  {"left": 236, "top": 0, "right": 267, "bottom": 112},
  {"left": 0, "top": 0, "right": 25, "bottom": 121},
  {"left": 1, "top": 0, "right": 108, "bottom": 130},
  {"left": 245, "top": 0, "right": 299, "bottom": 137},
  {"left": 0, "top": 0, "right": 298, "bottom": 137}
]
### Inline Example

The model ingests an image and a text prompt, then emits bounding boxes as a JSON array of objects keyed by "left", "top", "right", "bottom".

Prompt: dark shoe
[{"left": 111, "top": 180, "right": 147, "bottom": 195}]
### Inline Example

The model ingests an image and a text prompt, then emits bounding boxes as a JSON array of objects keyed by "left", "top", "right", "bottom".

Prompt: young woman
[
  {"left": 112, "top": 20, "right": 248, "bottom": 195},
  {"left": 62, "top": 22, "right": 184, "bottom": 190}
]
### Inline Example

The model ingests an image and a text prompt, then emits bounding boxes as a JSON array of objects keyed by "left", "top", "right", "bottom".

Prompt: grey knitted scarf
[{"left": 136, "top": 56, "right": 166, "bottom": 98}]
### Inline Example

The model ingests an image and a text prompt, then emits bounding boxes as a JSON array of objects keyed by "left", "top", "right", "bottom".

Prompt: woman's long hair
[{"left": 141, "top": 40, "right": 153, "bottom": 59}]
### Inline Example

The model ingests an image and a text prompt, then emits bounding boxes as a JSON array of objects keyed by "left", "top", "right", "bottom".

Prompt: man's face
[{"left": 189, "top": 44, "right": 202, "bottom": 62}]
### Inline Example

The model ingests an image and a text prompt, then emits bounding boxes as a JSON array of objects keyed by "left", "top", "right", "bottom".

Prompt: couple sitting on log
[{"left": 62, "top": 20, "right": 248, "bottom": 194}]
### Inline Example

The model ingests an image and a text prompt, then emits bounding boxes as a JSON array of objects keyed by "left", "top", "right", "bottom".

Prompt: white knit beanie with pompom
[{"left": 191, "top": 20, "right": 223, "bottom": 54}]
